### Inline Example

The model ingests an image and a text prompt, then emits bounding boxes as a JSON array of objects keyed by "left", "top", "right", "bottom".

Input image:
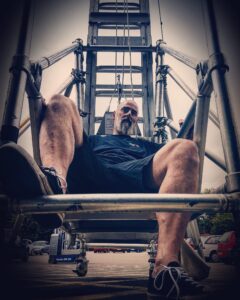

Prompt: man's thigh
[
  {"left": 143, "top": 139, "right": 184, "bottom": 191},
  {"left": 66, "top": 136, "right": 108, "bottom": 193},
  {"left": 144, "top": 139, "right": 197, "bottom": 189}
]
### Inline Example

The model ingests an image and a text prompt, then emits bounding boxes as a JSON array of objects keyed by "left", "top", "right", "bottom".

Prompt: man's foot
[
  {"left": 147, "top": 262, "right": 204, "bottom": 299},
  {"left": 0, "top": 142, "right": 64, "bottom": 228}
]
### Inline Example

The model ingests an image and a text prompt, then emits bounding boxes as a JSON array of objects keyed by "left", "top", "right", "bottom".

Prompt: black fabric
[
  {"left": 67, "top": 134, "right": 164, "bottom": 194},
  {"left": 41, "top": 167, "right": 63, "bottom": 194}
]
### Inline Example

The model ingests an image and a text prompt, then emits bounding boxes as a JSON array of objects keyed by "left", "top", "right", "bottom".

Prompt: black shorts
[{"left": 66, "top": 135, "right": 158, "bottom": 194}]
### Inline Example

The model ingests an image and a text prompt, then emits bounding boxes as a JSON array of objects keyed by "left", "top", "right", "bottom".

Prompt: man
[{"left": 0, "top": 94, "right": 203, "bottom": 298}]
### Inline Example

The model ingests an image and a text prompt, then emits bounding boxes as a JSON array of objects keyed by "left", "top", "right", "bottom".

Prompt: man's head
[{"left": 113, "top": 100, "right": 139, "bottom": 135}]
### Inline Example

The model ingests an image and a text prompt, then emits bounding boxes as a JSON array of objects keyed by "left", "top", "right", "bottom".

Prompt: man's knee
[
  {"left": 169, "top": 139, "right": 199, "bottom": 169},
  {"left": 47, "top": 94, "right": 77, "bottom": 115},
  {"left": 154, "top": 139, "right": 199, "bottom": 172}
]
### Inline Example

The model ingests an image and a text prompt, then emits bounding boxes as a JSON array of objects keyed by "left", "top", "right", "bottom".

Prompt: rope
[
  {"left": 126, "top": 0, "right": 134, "bottom": 101},
  {"left": 115, "top": 0, "right": 118, "bottom": 86},
  {"left": 157, "top": 0, "right": 164, "bottom": 41},
  {"left": 121, "top": 0, "right": 126, "bottom": 99},
  {"left": 107, "top": 0, "right": 119, "bottom": 111}
]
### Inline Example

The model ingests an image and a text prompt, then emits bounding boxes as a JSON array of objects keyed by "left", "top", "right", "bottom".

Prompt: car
[
  {"left": 185, "top": 235, "right": 221, "bottom": 262},
  {"left": 217, "top": 231, "right": 239, "bottom": 264},
  {"left": 29, "top": 240, "right": 50, "bottom": 255},
  {"left": 22, "top": 239, "right": 33, "bottom": 255},
  {"left": 201, "top": 235, "right": 221, "bottom": 262}
]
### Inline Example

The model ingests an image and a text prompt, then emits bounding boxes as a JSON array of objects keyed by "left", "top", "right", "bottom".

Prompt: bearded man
[{"left": 0, "top": 94, "right": 203, "bottom": 298}]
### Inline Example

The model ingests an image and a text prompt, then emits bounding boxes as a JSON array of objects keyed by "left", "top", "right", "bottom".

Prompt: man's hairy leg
[
  {"left": 147, "top": 139, "right": 199, "bottom": 276},
  {"left": 39, "top": 94, "right": 83, "bottom": 190}
]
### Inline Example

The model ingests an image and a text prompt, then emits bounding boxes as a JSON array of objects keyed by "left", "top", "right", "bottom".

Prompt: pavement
[{"left": 2, "top": 252, "right": 240, "bottom": 300}]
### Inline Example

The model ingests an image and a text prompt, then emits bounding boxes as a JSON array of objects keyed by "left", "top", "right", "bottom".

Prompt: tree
[
  {"left": 210, "top": 213, "right": 235, "bottom": 235},
  {"left": 197, "top": 213, "right": 235, "bottom": 235}
]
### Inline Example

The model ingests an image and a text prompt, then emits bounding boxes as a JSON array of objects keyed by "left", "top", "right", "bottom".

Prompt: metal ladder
[
  {"left": 0, "top": 0, "right": 239, "bottom": 277},
  {"left": 84, "top": 0, "right": 154, "bottom": 136}
]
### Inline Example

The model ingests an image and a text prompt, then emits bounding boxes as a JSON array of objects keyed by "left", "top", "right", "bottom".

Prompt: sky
[{"left": 0, "top": 0, "right": 239, "bottom": 190}]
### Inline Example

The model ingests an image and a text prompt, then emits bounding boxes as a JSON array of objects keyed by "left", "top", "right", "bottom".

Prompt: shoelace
[
  {"left": 42, "top": 166, "right": 68, "bottom": 192},
  {"left": 177, "top": 267, "right": 202, "bottom": 289},
  {"left": 154, "top": 264, "right": 181, "bottom": 299}
]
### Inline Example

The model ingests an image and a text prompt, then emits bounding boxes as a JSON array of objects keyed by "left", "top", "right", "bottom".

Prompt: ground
[{"left": 2, "top": 252, "right": 240, "bottom": 299}]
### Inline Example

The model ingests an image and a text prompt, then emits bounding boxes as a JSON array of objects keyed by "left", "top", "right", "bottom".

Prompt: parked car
[
  {"left": 218, "top": 231, "right": 239, "bottom": 263},
  {"left": 29, "top": 240, "right": 50, "bottom": 255},
  {"left": 22, "top": 239, "right": 33, "bottom": 255},
  {"left": 201, "top": 235, "right": 221, "bottom": 262},
  {"left": 185, "top": 235, "right": 221, "bottom": 262}
]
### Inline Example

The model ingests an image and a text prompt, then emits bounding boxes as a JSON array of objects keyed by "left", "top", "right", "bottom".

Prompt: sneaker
[
  {"left": 147, "top": 262, "right": 204, "bottom": 299},
  {"left": 0, "top": 142, "right": 64, "bottom": 228}
]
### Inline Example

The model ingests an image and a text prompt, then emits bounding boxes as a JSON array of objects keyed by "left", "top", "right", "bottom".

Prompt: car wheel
[
  {"left": 31, "top": 249, "right": 36, "bottom": 256},
  {"left": 210, "top": 251, "right": 219, "bottom": 263}
]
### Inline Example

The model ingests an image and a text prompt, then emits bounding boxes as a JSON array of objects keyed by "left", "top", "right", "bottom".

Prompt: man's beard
[{"left": 120, "top": 119, "right": 133, "bottom": 135}]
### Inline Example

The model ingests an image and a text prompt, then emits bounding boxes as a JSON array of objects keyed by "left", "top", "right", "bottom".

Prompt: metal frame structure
[
  {"left": 0, "top": 0, "right": 240, "bottom": 273},
  {"left": 84, "top": 0, "right": 154, "bottom": 136}
]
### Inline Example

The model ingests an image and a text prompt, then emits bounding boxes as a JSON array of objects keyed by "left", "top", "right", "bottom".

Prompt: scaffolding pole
[{"left": 5, "top": 192, "right": 240, "bottom": 214}]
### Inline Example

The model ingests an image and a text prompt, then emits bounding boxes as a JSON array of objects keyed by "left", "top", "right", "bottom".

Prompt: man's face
[{"left": 113, "top": 100, "right": 139, "bottom": 135}]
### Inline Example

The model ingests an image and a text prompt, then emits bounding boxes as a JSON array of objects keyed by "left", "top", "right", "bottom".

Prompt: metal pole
[
  {"left": 31, "top": 41, "right": 80, "bottom": 70},
  {"left": 187, "top": 94, "right": 211, "bottom": 258},
  {"left": 28, "top": 94, "right": 43, "bottom": 164},
  {"left": 8, "top": 192, "right": 240, "bottom": 214},
  {"left": 177, "top": 101, "right": 196, "bottom": 139},
  {"left": 159, "top": 44, "right": 198, "bottom": 70},
  {"left": 155, "top": 50, "right": 164, "bottom": 117},
  {"left": 166, "top": 119, "right": 226, "bottom": 171},
  {"left": 167, "top": 67, "right": 196, "bottom": 100},
  {"left": 1, "top": 0, "right": 33, "bottom": 143},
  {"left": 162, "top": 75, "right": 176, "bottom": 139},
  {"left": 194, "top": 95, "right": 211, "bottom": 189},
  {"left": 203, "top": 0, "right": 240, "bottom": 192},
  {"left": 154, "top": 41, "right": 165, "bottom": 143},
  {"left": 74, "top": 39, "right": 85, "bottom": 111},
  {"left": 75, "top": 47, "right": 81, "bottom": 109},
  {"left": 54, "top": 75, "right": 75, "bottom": 95},
  {"left": 167, "top": 67, "right": 219, "bottom": 128}
]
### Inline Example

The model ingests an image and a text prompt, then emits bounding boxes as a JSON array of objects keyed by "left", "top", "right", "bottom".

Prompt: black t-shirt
[{"left": 88, "top": 135, "right": 163, "bottom": 165}]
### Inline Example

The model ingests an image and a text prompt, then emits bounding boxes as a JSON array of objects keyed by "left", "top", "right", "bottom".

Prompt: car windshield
[
  {"left": 33, "top": 241, "right": 48, "bottom": 245},
  {"left": 205, "top": 236, "right": 220, "bottom": 244}
]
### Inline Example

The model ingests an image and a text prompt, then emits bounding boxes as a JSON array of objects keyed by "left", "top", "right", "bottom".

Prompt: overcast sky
[{"left": 0, "top": 0, "right": 239, "bottom": 190}]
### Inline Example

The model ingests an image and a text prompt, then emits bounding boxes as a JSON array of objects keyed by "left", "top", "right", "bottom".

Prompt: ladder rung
[
  {"left": 89, "top": 12, "right": 150, "bottom": 25},
  {"left": 95, "top": 90, "right": 143, "bottom": 97},
  {"left": 96, "top": 65, "right": 143, "bottom": 73},
  {"left": 99, "top": 2, "right": 140, "bottom": 11},
  {"left": 95, "top": 116, "right": 144, "bottom": 123},
  {"left": 95, "top": 84, "right": 144, "bottom": 89},
  {"left": 83, "top": 45, "right": 155, "bottom": 52},
  {"left": 98, "top": 24, "right": 140, "bottom": 30},
  {"left": 93, "top": 36, "right": 145, "bottom": 46}
]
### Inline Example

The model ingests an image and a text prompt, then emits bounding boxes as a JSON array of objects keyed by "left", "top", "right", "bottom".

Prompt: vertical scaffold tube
[
  {"left": 203, "top": 0, "right": 240, "bottom": 192},
  {"left": 194, "top": 94, "right": 211, "bottom": 189},
  {"left": 1, "top": 0, "right": 34, "bottom": 143},
  {"left": 75, "top": 39, "right": 85, "bottom": 112}
]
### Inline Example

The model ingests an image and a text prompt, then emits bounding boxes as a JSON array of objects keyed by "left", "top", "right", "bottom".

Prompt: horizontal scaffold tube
[
  {"left": 31, "top": 41, "right": 81, "bottom": 70},
  {"left": 6, "top": 192, "right": 240, "bottom": 214},
  {"left": 87, "top": 243, "right": 148, "bottom": 249}
]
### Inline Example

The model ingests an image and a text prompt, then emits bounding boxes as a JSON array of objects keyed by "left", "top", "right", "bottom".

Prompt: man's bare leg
[
  {"left": 146, "top": 139, "right": 199, "bottom": 276},
  {"left": 39, "top": 94, "right": 83, "bottom": 191}
]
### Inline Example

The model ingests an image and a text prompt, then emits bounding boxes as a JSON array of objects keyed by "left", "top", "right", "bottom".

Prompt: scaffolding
[{"left": 0, "top": 0, "right": 239, "bottom": 277}]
